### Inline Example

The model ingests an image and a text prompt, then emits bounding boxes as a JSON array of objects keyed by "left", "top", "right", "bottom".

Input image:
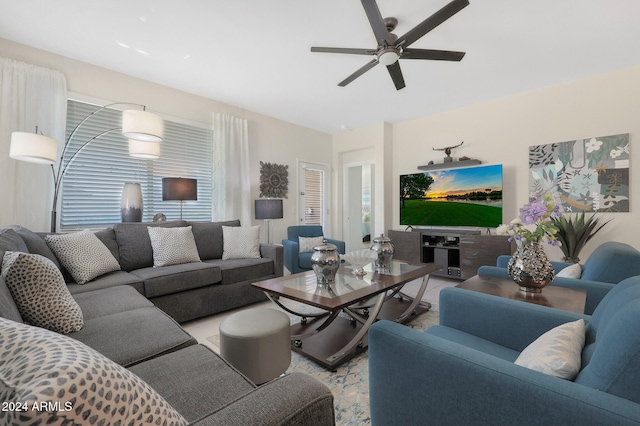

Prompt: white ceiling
[{"left": 1, "top": 0, "right": 639, "bottom": 134}]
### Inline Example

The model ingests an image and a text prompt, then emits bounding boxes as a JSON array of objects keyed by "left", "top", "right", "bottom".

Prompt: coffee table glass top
[{"left": 253, "top": 261, "right": 441, "bottom": 311}]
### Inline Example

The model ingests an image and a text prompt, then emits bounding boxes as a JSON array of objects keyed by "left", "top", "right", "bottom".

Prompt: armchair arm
[
  {"left": 324, "top": 238, "right": 345, "bottom": 254},
  {"left": 191, "top": 372, "right": 335, "bottom": 425},
  {"left": 439, "top": 287, "right": 587, "bottom": 351},
  {"left": 369, "top": 321, "right": 640, "bottom": 426},
  {"left": 281, "top": 239, "right": 300, "bottom": 274},
  {"left": 259, "top": 243, "right": 283, "bottom": 277}
]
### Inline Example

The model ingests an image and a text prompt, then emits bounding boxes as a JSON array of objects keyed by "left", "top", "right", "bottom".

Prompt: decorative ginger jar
[
  {"left": 370, "top": 234, "right": 394, "bottom": 271},
  {"left": 310, "top": 240, "right": 340, "bottom": 285}
]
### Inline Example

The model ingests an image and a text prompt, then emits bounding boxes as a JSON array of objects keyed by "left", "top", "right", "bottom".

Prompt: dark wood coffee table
[
  {"left": 252, "top": 261, "right": 441, "bottom": 370},
  {"left": 457, "top": 274, "right": 587, "bottom": 314}
]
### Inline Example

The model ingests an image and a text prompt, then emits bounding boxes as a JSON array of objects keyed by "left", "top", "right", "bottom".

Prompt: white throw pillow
[
  {"left": 299, "top": 236, "right": 325, "bottom": 253},
  {"left": 222, "top": 226, "right": 261, "bottom": 260},
  {"left": 1, "top": 252, "right": 83, "bottom": 334},
  {"left": 45, "top": 230, "right": 121, "bottom": 284},
  {"left": 0, "top": 317, "right": 187, "bottom": 426},
  {"left": 556, "top": 263, "right": 582, "bottom": 279},
  {"left": 147, "top": 226, "right": 201, "bottom": 267},
  {"left": 514, "top": 319, "right": 585, "bottom": 380}
]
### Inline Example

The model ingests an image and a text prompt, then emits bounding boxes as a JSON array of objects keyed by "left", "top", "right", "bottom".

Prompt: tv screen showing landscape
[{"left": 400, "top": 164, "right": 503, "bottom": 228}]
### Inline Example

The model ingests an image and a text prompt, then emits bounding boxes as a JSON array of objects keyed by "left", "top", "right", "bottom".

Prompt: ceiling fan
[{"left": 311, "top": 0, "right": 469, "bottom": 90}]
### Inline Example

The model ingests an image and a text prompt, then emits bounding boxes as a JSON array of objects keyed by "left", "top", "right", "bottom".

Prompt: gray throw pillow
[
  {"left": 147, "top": 226, "right": 201, "bottom": 267},
  {"left": 0, "top": 317, "right": 187, "bottom": 426},
  {"left": 0, "top": 228, "right": 28, "bottom": 261},
  {"left": 45, "top": 230, "right": 121, "bottom": 284},
  {"left": 1, "top": 252, "right": 83, "bottom": 334}
]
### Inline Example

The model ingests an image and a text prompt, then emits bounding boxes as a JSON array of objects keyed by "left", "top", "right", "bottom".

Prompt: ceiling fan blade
[
  {"left": 311, "top": 47, "right": 377, "bottom": 56},
  {"left": 396, "top": 0, "right": 469, "bottom": 48},
  {"left": 386, "top": 62, "right": 406, "bottom": 90},
  {"left": 402, "top": 48, "right": 465, "bottom": 61},
  {"left": 360, "top": 0, "right": 394, "bottom": 46},
  {"left": 338, "top": 59, "right": 379, "bottom": 87}
]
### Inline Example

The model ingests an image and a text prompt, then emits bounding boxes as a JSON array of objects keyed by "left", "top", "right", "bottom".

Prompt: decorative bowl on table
[{"left": 342, "top": 249, "right": 378, "bottom": 277}]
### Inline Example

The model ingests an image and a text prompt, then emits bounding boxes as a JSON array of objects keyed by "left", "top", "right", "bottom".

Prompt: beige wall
[
  {"left": 391, "top": 65, "right": 640, "bottom": 261},
  {"left": 0, "top": 38, "right": 332, "bottom": 244}
]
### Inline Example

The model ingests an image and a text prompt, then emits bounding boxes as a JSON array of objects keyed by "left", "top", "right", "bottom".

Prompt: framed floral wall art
[{"left": 528, "top": 133, "right": 630, "bottom": 212}]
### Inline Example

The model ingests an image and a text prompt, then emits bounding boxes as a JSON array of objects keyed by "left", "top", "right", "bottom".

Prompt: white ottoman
[{"left": 219, "top": 307, "right": 291, "bottom": 384}]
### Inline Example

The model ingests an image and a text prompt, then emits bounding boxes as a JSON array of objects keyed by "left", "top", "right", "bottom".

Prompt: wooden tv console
[{"left": 388, "top": 229, "right": 513, "bottom": 280}]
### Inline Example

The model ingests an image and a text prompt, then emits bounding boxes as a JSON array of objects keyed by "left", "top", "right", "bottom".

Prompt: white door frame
[{"left": 343, "top": 160, "right": 375, "bottom": 252}]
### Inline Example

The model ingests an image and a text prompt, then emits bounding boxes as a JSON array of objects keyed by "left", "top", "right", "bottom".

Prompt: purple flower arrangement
[{"left": 497, "top": 193, "right": 562, "bottom": 245}]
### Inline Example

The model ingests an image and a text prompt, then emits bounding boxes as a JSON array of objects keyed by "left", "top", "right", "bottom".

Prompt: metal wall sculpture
[{"left": 259, "top": 161, "right": 289, "bottom": 199}]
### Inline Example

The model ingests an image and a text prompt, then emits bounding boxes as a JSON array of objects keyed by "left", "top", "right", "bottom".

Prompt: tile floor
[{"left": 182, "top": 274, "right": 458, "bottom": 354}]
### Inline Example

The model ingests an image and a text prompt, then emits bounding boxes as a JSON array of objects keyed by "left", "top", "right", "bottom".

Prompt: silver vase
[
  {"left": 310, "top": 240, "right": 340, "bottom": 285},
  {"left": 507, "top": 241, "right": 555, "bottom": 292},
  {"left": 370, "top": 234, "right": 394, "bottom": 271}
]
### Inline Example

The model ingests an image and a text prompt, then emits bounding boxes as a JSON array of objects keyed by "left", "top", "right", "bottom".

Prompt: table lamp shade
[
  {"left": 122, "top": 110, "right": 164, "bottom": 142},
  {"left": 162, "top": 178, "right": 197, "bottom": 201},
  {"left": 255, "top": 199, "right": 283, "bottom": 220},
  {"left": 9, "top": 132, "right": 58, "bottom": 165}
]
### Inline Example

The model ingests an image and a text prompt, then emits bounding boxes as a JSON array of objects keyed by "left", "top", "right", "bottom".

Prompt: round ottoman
[{"left": 219, "top": 307, "right": 291, "bottom": 384}]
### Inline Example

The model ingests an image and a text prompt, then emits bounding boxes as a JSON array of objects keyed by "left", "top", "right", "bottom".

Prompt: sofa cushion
[
  {"left": 425, "top": 325, "right": 520, "bottom": 362},
  {"left": 72, "top": 285, "right": 154, "bottom": 320},
  {"left": 94, "top": 227, "right": 120, "bottom": 261},
  {"left": 45, "top": 229, "right": 121, "bottom": 284},
  {"left": 0, "top": 276, "right": 22, "bottom": 323},
  {"left": 189, "top": 220, "right": 240, "bottom": 260},
  {"left": 131, "top": 262, "right": 222, "bottom": 298},
  {"left": 10, "top": 226, "right": 62, "bottom": 270},
  {"left": 128, "top": 344, "right": 255, "bottom": 423},
  {"left": 206, "top": 257, "right": 276, "bottom": 285},
  {"left": 0, "top": 317, "right": 187, "bottom": 426},
  {"left": 0, "top": 227, "right": 28, "bottom": 260},
  {"left": 515, "top": 319, "right": 585, "bottom": 380},
  {"left": 222, "top": 225, "right": 261, "bottom": 260},
  {"left": 1, "top": 252, "right": 83, "bottom": 334},
  {"left": 114, "top": 220, "right": 188, "bottom": 271},
  {"left": 70, "top": 306, "right": 197, "bottom": 367},
  {"left": 66, "top": 270, "right": 144, "bottom": 295},
  {"left": 148, "top": 225, "right": 201, "bottom": 267}
]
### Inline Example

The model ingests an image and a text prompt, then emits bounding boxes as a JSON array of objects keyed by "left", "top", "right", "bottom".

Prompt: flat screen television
[{"left": 400, "top": 164, "right": 503, "bottom": 228}]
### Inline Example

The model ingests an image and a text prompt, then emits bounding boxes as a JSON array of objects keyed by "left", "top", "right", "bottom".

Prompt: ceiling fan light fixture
[{"left": 377, "top": 48, "right": 400, "bottom": 66}]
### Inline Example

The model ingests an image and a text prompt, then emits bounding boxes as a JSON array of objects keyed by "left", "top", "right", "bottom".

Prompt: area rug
[{"left": 286, "top": 310, "right": 439, "bottom": 426}]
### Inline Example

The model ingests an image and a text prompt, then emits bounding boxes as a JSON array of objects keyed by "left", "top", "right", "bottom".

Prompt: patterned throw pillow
[
  {"left": 1, "top": 252, "right": 83, "bottom": 334},
  {"left": 222, "top": 226, "right": 261, "bottom": 260},
  {"left": 0, "top": 317, "right": 187, "bottom": 426},
  {"left": 299, "top": 236, "right": 325, "bottom": 253},
  {"left": 45, "top": 230, "right": 121, "bottom": 284},
  {"left": 147, "top": 226, "right": 201, "bottom": 267},
  {"left": 514, "top": 318, "right": 585, "bottom": 380}
]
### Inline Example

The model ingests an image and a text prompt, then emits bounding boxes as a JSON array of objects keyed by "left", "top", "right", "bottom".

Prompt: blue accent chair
[
  {"left": 282, "top": 226, "right": 345, "bottom": 274},
  {"left": 369, "top": 275, "right": 640, "bottom": 425},
  {"left": 479, "top": 241, "right": 640, "bottom": 314}
]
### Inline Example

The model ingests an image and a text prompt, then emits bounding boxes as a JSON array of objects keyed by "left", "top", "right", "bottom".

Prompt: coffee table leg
[
  {"left": 395, "top": 274, "right": 432, "bottom": 323},
  {"left": 325, "top": 292, "right": 386, "bottom": 366}
]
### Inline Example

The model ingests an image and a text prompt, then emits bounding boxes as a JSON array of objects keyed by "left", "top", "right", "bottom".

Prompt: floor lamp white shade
[
  {"left": 9, "top": 132, "right": 58, "bottom": 165},
  {"left": 122, "top": 109, "right": 164, "bottom": 142},
  {"left": 128, "top": 139, "right": 160, "bottom": 159}
]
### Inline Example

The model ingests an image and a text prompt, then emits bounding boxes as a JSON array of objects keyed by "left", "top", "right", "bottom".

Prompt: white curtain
[
  {"left": 0, "top": 57, "right": 67, "bottom": 231},
  {"left": 212, "top": 112, "right": 251, "bottom": 225}
]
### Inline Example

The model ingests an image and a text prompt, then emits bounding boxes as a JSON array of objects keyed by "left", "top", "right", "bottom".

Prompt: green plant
[{"left": 551, "top": 211, "right": 611, "bottom": 263}]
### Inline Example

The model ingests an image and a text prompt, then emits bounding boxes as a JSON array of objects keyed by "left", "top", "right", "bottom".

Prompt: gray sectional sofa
[
  {"left": 0, "top": 224, "right": 335, "bottom": 425},
  {"left": 12, "top": 219, "right": 283, "bottom": 323}
]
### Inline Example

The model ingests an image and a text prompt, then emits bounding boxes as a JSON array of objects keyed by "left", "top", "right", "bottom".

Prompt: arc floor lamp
[{"left": 10, "top": 103, "right": 164, "bottom": 232}]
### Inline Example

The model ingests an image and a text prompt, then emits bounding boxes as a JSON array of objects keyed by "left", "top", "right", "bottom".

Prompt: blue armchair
[
  {"left": 369, "top": 276, "right": 640, "bottom": 425},
  {"left": 282, "top": 226, "right": 345, "bottom": 274},
  {"left": 479, "top": 241, "right": 640, "bottom": 314}
]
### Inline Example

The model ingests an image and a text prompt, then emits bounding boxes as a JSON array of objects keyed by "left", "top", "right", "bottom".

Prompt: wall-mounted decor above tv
[{"left": 400, "top": 164, "right": 503, "bottom": 228}]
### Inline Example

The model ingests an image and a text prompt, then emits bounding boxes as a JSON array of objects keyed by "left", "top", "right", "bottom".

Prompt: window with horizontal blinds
[
  {"left": 303, "top": 169, "right": 323, "bottom": 226},
  {"left": 61, "top": 100, "right": 213, "bottom": 229}
]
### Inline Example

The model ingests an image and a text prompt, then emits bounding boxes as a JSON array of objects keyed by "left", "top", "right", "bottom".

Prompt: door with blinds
[{"left": 298, "top": 161, "right": 330, "bottom": 230}]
